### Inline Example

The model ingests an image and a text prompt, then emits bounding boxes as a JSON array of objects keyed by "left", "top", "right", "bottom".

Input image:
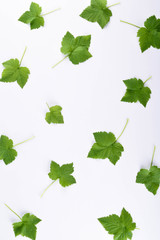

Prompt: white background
[{"left": 0, "top": 0, "right": 160, "bottom": 239}]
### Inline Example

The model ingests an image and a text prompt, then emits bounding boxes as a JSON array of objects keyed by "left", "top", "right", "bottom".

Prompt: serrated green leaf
[
  {"left": 42, "top": 161, "right": 76, "bottom": 196},
  {"left": 59, "top": 175, "right": 76, "bottom": 187},
  {"left": 61, "top": 31, "right": 75, "bottom": 54},
  {"left": 137, "top": 15, "right": 160, "bottom": 52},
  {"left": 30, "top": 2, "right": 42, "bottom": 15},
  {"left": 0, "top": 135, "right": 17, "bottom": 165},
  {"left": 98, "top": 208, "right": 136, "bottom": 240},
  {"left": 45, "top": 105, "right": 64, "bottom": 124},
  {"left": 80, "top": 0, "right": 112, "bottom": 28},
  {"left": 136, "top": 166, "right": 160, "bottom": 195},
  {"left": 19, "top": 2, "right": 44, "bottom": 30},
  {"left": 13, "top": 213, "right": 41, "bottom": 240},
  {"left": 58, "top": 31, "right": 92, "bottom": 65},
  {"left": 69, "top": 46, "right": 92, "bottom": 64},
  {"left": 88, "top": 132, "right": 124, "bottom": 165},
  {"left": 30, "top": 16, "right": 44, "bottom": 29},
  {"left": 48, "top": 161, "right": 76, "bottom": 188},
  {"left": 0, "top": 57, "right": 30, "bottom": 88},
  {"left": 121, "top": 78, "right": 151, "bottom": 107},
  {"left": 48, "top": 161, "right": 61, "bottom": 180}
]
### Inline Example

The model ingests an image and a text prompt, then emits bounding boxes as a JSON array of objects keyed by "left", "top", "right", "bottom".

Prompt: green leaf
[
  {"left": 69, "top": 46, "right": 92, "bottom": 64},
  {"left": 0, "top": 135, "right": 17, "bottom": 165},
  {"left": 61, "top": 31, "right": 75, "bottom": 54},
  {"left": 121, "top": 78, "right": 151, "bottom": 107},
  {"left": 30, "top": 16, "right": 44, "bottom": 29},
  {"left": 30, "top": 2, "right": 42, "bottom": 15},
  {"left": 42, "top": 161, "right": 76, "bottom": 197},
  {"left": 13, "top": 213, "right": 41, "bottom": 240},
  {"left": 0, "top": 135, "right": 34, "bottom": 165},
  {"left": 80, "top": 0, "right": 112, "bottom": 29},
  {"left": 136, "top": 166, "right": 160, "bottom": 195},
  {"left": 98, "top": 208, "right": 136, "bottom": 240},
  {"left": 19, "top": 2, "right": 44, "bottom": 30},
  {"left": 0, "top": 53, "right": 30, "bottom": 89},
  {"left": 88, "top": 131, "right": 124, "bottom": 165},
  {"left": 54, "top": 31, "right": 92, "bottom": 66},
  {"left": 59, "top": 175, "right": 76, "bottom": 187},
  {"left": 48, "top": 161, "right": 76, "bottom": 187},
  {"left": 45, "top": 105, "right": 64, "bottom": 124},
  {"left": 137, "top": 15, "right": 160, "bottom": 52},
  {"left": 136, "top": 146, "right": 160, "bottom": 195},
  {"left": 48, "top": 161, "right": 61, "bottom": 180}
]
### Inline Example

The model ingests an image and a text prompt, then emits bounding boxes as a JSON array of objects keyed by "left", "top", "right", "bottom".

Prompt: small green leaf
[
  {"left": 98, "top": 208, "right": 136, "bottom": 240},
  {"left": 13, "top": 213, "right": 41, "bottom": 240},
  {"left": 5, "top": 204, "right": 41, "bottom": 240},
  {"left": 80, "top": 0, "right": 113, "bottom": 29},
  {"left": 0, "top": 48, "right": 30, "bottom": 88},
  {"left": 19, "top": 2, "right": 44, "bottom": 30},
  {"left": 0, "top": 135, "right": 17, "bottom": 165},
  {"left": 121, "top": 15, "right": 160, "bottom": 52},
  {"left": 136, "top": 146, "right": 160, "bottom": 195},
  {"left": 45, "top": 105, "right": 64, "bottom": 124},
  {"left": 0, "top": 135, "right": 34, "bottom": 165},
  {"left": 87, "top": 120, "right": 129, "bottom": 165},
  {"left": 41, "top": 161, "right": 76, "bottom": 197},
  {"left": 52, "top": 32, "right": 92, "bottom": 67},
  {"left": 121, "top": 78, "right": 151, "bottom": 107}
]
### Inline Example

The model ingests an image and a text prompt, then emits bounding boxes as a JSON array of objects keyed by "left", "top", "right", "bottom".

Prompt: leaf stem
[
  {"left": 5, "top": 204, "right": 22, "bottom": 220},
  {"left": 116, "top": 119, "right": 129, "bottom": 142},
  {"left": 108, "top": 2, "right": 120, "bottom": 8},
  {"left": 120, "top": 20, "right": 140, "bottom": 29},
  {"left": 46, "top": 102, "right": 50, "bottom": 109},
  {"left": 144, "top": 76, "right": 152, "bottom": 84},
  {"left": 41, "top": 180, "right": 57, "bottom": 198},
  {"left": 150, "top": 145, "right": 156, "bottom": 168},
  {"left": 41, "top": 8, "right": 61, "bottom": 17},
  {"left": 20, "top": 46, "right": 27, "bottom": 66},
  {"left": 52, "top": 55, "right": 69, "bottom": 68},
  {"left": 13, "top": 136, "right": 35, "bottom": 147}
]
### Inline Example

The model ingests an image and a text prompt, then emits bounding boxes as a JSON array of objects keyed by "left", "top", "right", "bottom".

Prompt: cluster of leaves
[
  {"left": 136, "top": 147, "right": 160, "bottom": 195},
  {"left": 60, "top": 31, "right": 92, "bottom": 65},
  {"left": 48, "top": 161, "right": 76, "bottom": 187},
  {"left": 137, "top": 15, "right": 160, "bottom": 52},
  {"left": 121, "top": 78, "right": 151, "bottom": 107},
  {"left": 45, "top": 104, "right": 64, "bottom": 124},
  {"left": 80, "top": 0, "right": 112, "bottom": 29},
  {"left": 98, "top": 208, "right": 136, "bottom": 240},
  {"left": 0, "top": 52, "right": 30, "bottom": 88},
  {"left": 19, "top": 2, "right": 45, "bottom": 30}
]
